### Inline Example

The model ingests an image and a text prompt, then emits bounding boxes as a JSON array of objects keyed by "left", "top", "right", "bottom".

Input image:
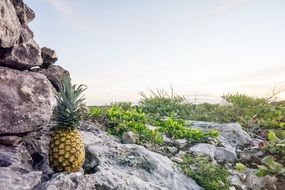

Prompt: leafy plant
[
  {"left": 223, "top": 93, "right": 285, "bottom": 129},
  {"left": 107, "top": 105, "right": 163, "bottom": 144},
  {"left": 106, "top": 105, "right": 217, "bottom": 144},
  {"left": 155, "top": 116, "right": 219, "bottom": 140},
  {"left": 256, "top": 156, "right": 285, "bottom": 177},
  {"left": 89, "top": 107, "right": 103, "bottom": 118},
  {"left": 235, "top": 162, "right": 247, "bottom": 172},
  {"left": 255, "top": 131, "right": 285, "bottom": 177},
  {"left": 265, "top": 131, "right": 285, "bottom": 164},
  {"left": 182, "top": 155, "right": 231, "bottom": 190}
]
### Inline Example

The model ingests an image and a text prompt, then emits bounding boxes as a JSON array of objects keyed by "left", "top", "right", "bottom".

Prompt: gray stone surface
[
  {"left": 0, "top": 38, "right": 43, "bottom": 70},
  {"left": 38, "top": 65, "right": 70, "bottom": 91},
  {"left": 0, "top": 66, "right": 56, "bottom": 135},
  {"left": 0, "top": 145, "right": 42, "bottom": 190},
  {"left": 39, "top": 122, "right": 203, "bottom": 190},
  {"left": 122, "top": 131, "right": 139, "bottom": 144},
  {"left": 189, "top": 143, "right": 237, "bottom": 163},
  {"left": 19, "top": 24, "right": 34, "bottom": 43},
  {"left": 41, "top": 47, "right": 58, "bottom": 69},
  {"left": 0, "top": 0, "right": 21, "bottom": 48},
  {"left": 10, "top": 0, "right": 35, "bottom": 24},
  {"left": 189, "top": 121, "right": 253, "bottom": 148}
]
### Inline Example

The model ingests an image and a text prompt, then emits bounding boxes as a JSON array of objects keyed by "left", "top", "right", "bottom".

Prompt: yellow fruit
[
  {"left": 49, "top": 128, "right": 85, "bottom": 173},
  {"left": 49, "top": 77, "right": 87, "bottom": 173}
]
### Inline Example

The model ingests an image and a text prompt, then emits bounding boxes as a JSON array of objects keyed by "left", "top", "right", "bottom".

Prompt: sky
[{"left": 25, "top": 0, "right": 285, "bottom": 105}]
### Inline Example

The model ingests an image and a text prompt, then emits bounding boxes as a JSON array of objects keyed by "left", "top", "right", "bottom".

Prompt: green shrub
[
  {"left": 254, "top": 131, "right": 285, "bottom": 177},
  {"left": 182, "top": 155, "right": 231, "bottom": 190},
  {"left": 106, "top": 105, "right": 216, "bottom": 144},
  {"left": 154, "top": 116, "right": 219, "bottom": 140},
  {"left": 139, "top": 89, "right": 191, "bottom": 119},
  {"left": 235, "top": 162, "right": 247, "bottom": 172},
  {"left": 222, "top": 93, "right": 285, "bottom": 129},
  {"left": 89, "top": 107, "right": 103, "bottom": 118},
  {"left": 107, "top": 105, "right": 163, "bottom": 144},
  {"left": 186, "top": 103, "right": 237, "bottom": 123},
  {"left": 256, "top": 155, "right": 285, "bottom": 177}
]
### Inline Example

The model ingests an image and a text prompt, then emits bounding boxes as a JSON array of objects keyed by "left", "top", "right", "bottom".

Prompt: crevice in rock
[
  {"left": 0, "top": 159, "right": 12, "bottom": 167},
  {"left": 83, "top": 150, "right": 100, "bottom": 174},
  {"left": 31, "top": 152, "right": 44, "bottom": 169},
  {"left": 95, "top": 184, "right": 112, "bottom": 190},
  {"left": 0, "top": 61, "right": 31, "bottom": 71},
  {"left": 0, "top": 131, "right": 29, "bottom": 137},
  {"left": 0, "top": 47, "right": 12, "bottom": 59}
]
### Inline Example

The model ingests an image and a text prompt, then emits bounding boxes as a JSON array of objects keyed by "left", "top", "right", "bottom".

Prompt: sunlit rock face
[
  {"left": 0, "top": 0, "right": 62, "bottom": 142},
  {"left": 0, "top": 66, "right": 56, "bottom": 135},
  {"left": 0, "top": 0, "right": 21, "bottom": 48}
]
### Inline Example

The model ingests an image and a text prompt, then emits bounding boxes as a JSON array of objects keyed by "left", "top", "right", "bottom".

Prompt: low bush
[{"left": 181, "top": 155, "right": 231, "bottom": 190}]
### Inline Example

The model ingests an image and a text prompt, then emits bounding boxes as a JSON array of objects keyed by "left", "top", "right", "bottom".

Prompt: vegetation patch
[{"left": 181, "top": 155, "right": 231, "bottom": 190}]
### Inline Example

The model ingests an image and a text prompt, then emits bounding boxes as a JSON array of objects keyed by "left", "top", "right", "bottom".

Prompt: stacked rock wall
[{"left": 0, "top": 0, "right": 69, "bottom": 144}]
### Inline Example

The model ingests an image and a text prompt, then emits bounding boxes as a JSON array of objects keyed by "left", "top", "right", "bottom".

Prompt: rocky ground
[
  {"left": 0, "top": 120, "right": 280, "bottom": 190},
  {"left": 0, "top": 1, "right": 283, "bottom": 190}
]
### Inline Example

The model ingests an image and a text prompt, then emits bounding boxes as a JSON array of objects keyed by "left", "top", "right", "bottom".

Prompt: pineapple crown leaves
[{"left": 53, "top": 77, "right": 87, "bottom": 129}]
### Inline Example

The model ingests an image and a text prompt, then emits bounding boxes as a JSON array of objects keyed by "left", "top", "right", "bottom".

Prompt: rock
[
  {"left": 145, "top": 124, "right": 158, "bottom": 131},
  {"left": 0, "top": 0, "right": 21, "bottom": 48},
  {"left": 162, "top": 134, "right": 174, "bottom": 145},
  {"left": 229, "top": 169, "right": 277, "bottom": 190},
  {"left": 0, "top": 66, "right": 56, "bottom": 135},
  {"left": 0, "top": 39, "right": 43, "bottom": 70},
  {"left": 19, "top": 24, "right": 33, "bottom": 43},
  {"left": 263, "top": 175, "right": 277, "bottom": 190},
  {"left": 10, "top": 0, "right": 35, "bottom": 24},
  {"left": 189, "top": 121, "right": 253, "bottom": 148},
  {"left": 229, "top": 173, "right": 246, "bottom": 190},
  {"left": 244, "top": 169, "right": 264, "bottom": 189},
  {"left": 189, "top": 143, "right": 216, "bottom": 160},
  {"left": 38, "top": 65, "right": 70, "bottom": 91},
  {"left": 0, "top": 145, "right": 42, "bottom": 190},
  {"left": 175, "top": 138, "right": 188, "bottom": 149},
  {"left": 39, "top": 122, "right": 203, "bottom": 190},
  {"left": 0, "top": 168, "right": 42, "bottom": 190},
  {"left": 167, "top": 146, "right": 179, "bottom": 154},
  {"left": 122, "top": 131, "right": 139, "bottom": 144},
  {"left": 170, "top": 156, "right": 184, "bottom": 164},
  {"left": 189, "top": 143, "right": 237, "bottom": 163},
  {"left": 215, "top": 146, "right": 237, "bottom": 163},
  {"left": 176, "top": 151, "right": 186, "bottom": 160},
  {"left": 38, "top": 172, "right": 94, "bottom": 190},
  {"left": 40, "top": 47, "right": 58, "bottom": 69},
  {"left": 20, "top": 122, "right": 56, "bottom": 183}
]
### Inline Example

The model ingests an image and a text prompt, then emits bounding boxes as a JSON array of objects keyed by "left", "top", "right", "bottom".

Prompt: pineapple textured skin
[{"left": 49, "top": 128, "right": 85, "bottom": 173}]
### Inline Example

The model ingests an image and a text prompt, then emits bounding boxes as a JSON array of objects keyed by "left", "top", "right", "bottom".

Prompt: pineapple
[{"left": 49, "top": 77, "right": 86, "bottom": 173}]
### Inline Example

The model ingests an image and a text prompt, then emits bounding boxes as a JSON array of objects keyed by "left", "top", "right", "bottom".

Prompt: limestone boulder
[
  {"left": 38, "top": 65, "right": 70, "bottom": 91},
  {"left": 0, "top": 0, "right": 21, "bottom": 48},
  {"left": 0, "top": 39, "right": 43, "bottom": 70},
  {"left": 41, "top": 47, "right": 58, "bottom": 69},
  {"left": 19, "top": 24, "right": 34, "bottom": 43},
  {"left": 189, "top": 121, "right": 253, "bottom": 148},
  {"left": 189, "top": 143, "right": 237, "bottom": 163},
  {"left": 0, "top": 66, "right": 56, "bottom": 135},
  {"left": 10, "top": 0, "right": 35, "bottom": 25},
  {"left": 0, "top": 145, "right": 42, "bottom": 190}
]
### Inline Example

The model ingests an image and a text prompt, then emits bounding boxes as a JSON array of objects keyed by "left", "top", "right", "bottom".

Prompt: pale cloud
[
  {"left": 46, "top": 0, "right": 72, "bottom": 17},
  {"left": 212, "top": 0, "right": 248, "bottom": 15},
  {"left": 191, "top": 0, "right": 249, "bottom": 20},
  {"left": 45, "top": 0, "right": 88, "bottom": 30}
]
